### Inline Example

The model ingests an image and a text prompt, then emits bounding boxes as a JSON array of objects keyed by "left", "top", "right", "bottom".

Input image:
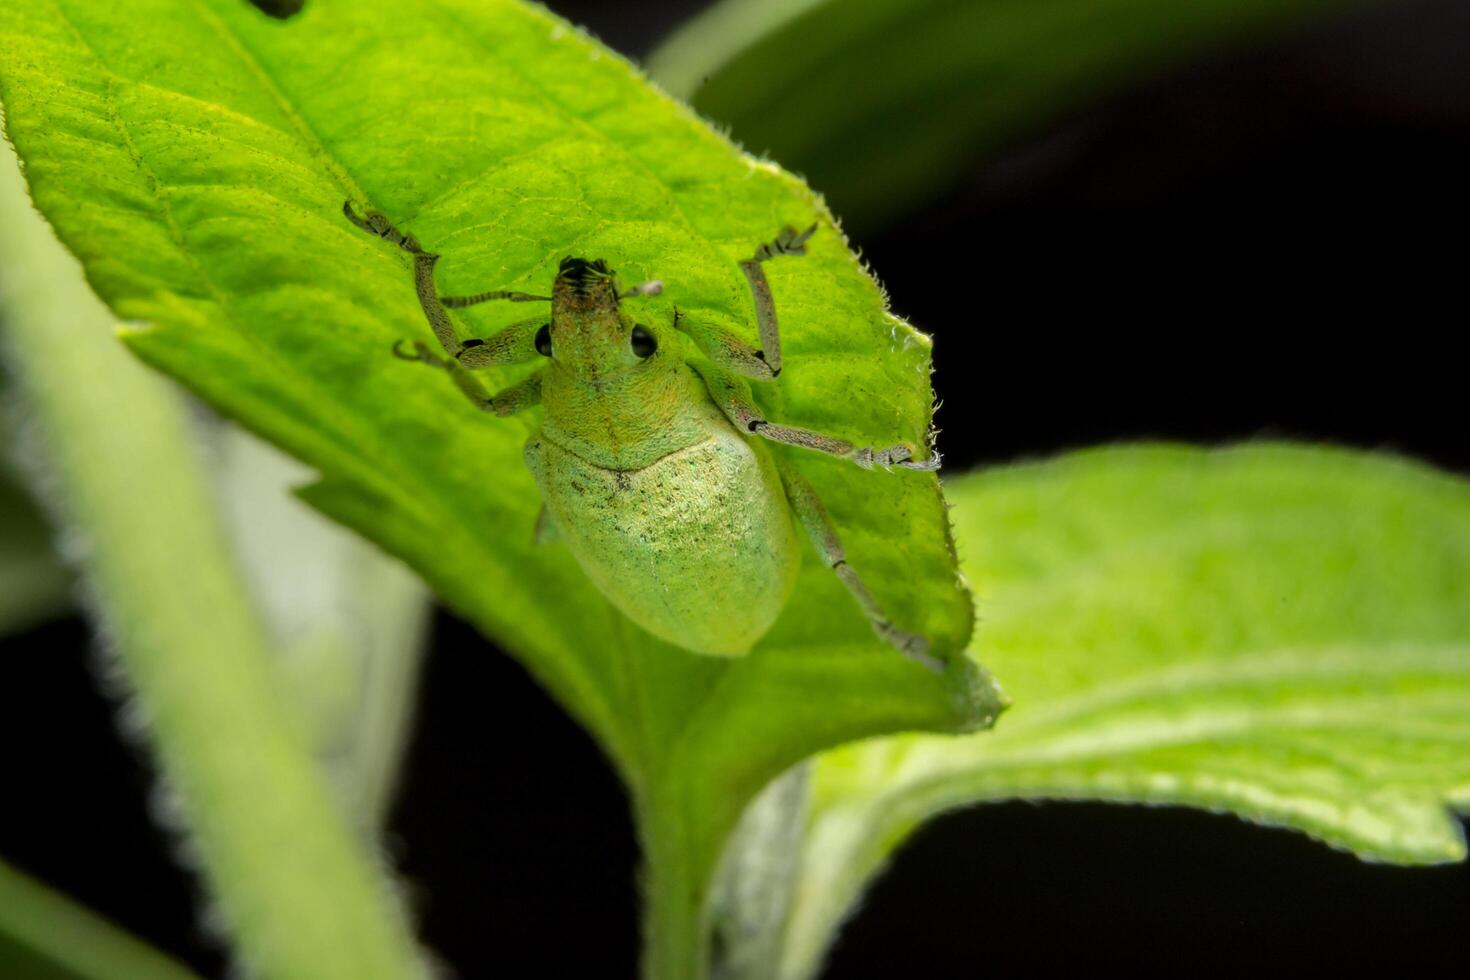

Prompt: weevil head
[{"left": 545, "top": 257, "right": 660, "bottom": 382}]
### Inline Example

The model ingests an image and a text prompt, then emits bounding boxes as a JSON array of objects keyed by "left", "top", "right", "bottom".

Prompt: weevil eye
[
  {"left": 631, "top": 325, "right": 657, "bottom": 359},
  {"left": 535, "top": 323, "right": 553, "bottom": 357}
]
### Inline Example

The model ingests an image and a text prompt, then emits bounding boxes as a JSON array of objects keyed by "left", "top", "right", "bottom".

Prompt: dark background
[{"left": 4, "top": 0, "right": 1469, "bottom": 976}]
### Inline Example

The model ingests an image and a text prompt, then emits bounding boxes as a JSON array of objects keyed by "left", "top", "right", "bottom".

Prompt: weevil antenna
[{"left": 620, "top": 280, "right": 664, "bottom": 299}]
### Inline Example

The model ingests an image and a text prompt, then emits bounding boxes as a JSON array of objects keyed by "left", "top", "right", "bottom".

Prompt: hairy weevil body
[{"left": 346, "top": 202, "right": 940, "bottom": 667}]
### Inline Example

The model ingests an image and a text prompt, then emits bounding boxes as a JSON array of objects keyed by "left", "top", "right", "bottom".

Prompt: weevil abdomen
[{"left": 525, "top": 422, "right": 801, "bottom": 656}]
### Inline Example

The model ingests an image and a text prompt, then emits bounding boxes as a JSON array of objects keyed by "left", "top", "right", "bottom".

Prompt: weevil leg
[
  {"left": 393, "top": 341, "right": 544, "bottom": 417},
  {"left": 691, "top": 362, "right": 940, "bottom": 471},
  {"left": 345, "top": 201, "right": 551, "bottom": 362},
  {"left": 739, "top": 223, "right": 816, "bottom": 378},
  {"left": 442, "top": 289, "right": 551, "bottom": 308},
  {"left": 779, "top": 464, "right": 941, "bottom": 670},
  {"left": 447, "top": 316, "right": 549, "bottom": 368},
  {"left": 343, "top": 200, "right": 427, "bottom": 255},
  {"left": 619, "top": 279, "right": 664, "bottom": 299},
  {"left": 674, "top": 308, "right": 778, "bottom": 381}
]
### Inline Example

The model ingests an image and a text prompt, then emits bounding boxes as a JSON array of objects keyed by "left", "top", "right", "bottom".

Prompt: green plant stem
[
  {"left": 639, "top": 766, "right": 809, "bottom": 980},
  {"left": 0, "top": 152, "right": 424, "bottom": 980},
  {"left": 0, "top": 857, "right": 202, "bottom": 980},
  {"left": 640, "top": 797, "right": 703, "bottom": 980}
]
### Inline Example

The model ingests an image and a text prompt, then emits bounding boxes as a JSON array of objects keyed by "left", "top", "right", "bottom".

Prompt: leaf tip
[{"left": 947, "top": 655, "right": 1007, "bottom": 733}]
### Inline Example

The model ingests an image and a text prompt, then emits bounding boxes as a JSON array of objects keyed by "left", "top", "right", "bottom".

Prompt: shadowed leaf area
[{"left": 649, "top": 0, "right": 1367, "bottom": 232}]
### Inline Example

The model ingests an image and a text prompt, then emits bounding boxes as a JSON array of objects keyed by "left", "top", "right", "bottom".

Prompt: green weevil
[{"left": 344, "top": 202, "right": 941, "bottom": 668}]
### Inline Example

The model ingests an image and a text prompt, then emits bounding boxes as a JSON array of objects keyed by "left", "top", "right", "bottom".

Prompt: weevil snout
[
  {"left": 549, "top": 256, "right": 650, "bottom": 382},
  {"left": 556, "top": 257, "right": 616, "bottom": 303}
]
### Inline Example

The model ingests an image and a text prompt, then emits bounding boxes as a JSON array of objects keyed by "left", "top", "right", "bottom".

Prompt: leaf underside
[
  {"left": 0, "top": 1, "right": 1001, "bottom": 973},
  {"left": 779, "top": 444, "right": 1470, "bottom": 980}
]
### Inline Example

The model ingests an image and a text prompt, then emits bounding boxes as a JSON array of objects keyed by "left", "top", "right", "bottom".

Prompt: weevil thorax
[
  {"left": 540, "top": 257, "right": 709, "bottom": 470},
  {"left": 525, "top": 256, "right": 802, "bottom": 658}
]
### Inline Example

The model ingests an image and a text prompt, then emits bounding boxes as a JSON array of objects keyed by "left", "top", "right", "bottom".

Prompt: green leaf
[
  {"left": 0, "top": 148, "right": 423, "bottom": 980},
  {"left": 0, "top": 2, "right": 1002, "bottom": 976},
  {"left": 0, "top": 857, "right": 203, "bottom": 980},
  {"left": 764, "top": 445, "right": 1470, "bottom": 980},
  {"left": 648, "top": 0, "right": 1368, "bottom": 232}
]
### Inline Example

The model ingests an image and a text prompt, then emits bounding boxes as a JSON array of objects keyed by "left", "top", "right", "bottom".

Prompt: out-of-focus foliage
[
  {"left": 0, "top": 857, "right": 202, "bottom": 980},
  {"left": 211, "top": 430, "right": 430, "bottom": 828},
  {"left": 0, "top": 362, "right": 69, "bottom": 637},
  {"left": 649, "top": 0, "right": 1367, "bottom": 232},
  {"left": 0, "top": 150, "right": 424, "bottom": 980},
  {"left": 0, "top": 445, "right": 69, "bottom": 637}
]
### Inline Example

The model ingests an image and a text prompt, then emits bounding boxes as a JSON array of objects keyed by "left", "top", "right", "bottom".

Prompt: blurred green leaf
[
  {"left": 0, "top": 446, "right": 69, "bottom": 637},
  {"left": 0, "top": 149, "right": 423, "bottom": 980},
  {"left": 1, "top": 151, "right": 426, "bottom": 823},
  {"left": 0, "top": 1, "right": 1002, "bottom": 976},
  {"left": 212, "top": 427, "right": 430, "bottom": 829},
  {"left": 0, "top": 857, "right": 202, "bottom": 980},
  {"left": 759, "top": 445, "right": 1470, "bottom": 980},
  {"left": 0, "top": 367, "right": 69, "bottom": 637},
  {"left": 3, "top": 178, "right": 427, "bottom": 828},
  {"left": 649, "top": 0, "right": 1367, "bottom": 232}
]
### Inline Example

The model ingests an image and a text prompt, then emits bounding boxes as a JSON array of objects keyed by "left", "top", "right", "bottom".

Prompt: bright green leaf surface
[
  {"left": 0, "top": 857, "right": 202, "bottom": 980},
  {"left": 770, "top": 445, "right": 1470, "bottom": 980},
  {"left": 0, "top": 2, "right": 1000, "bottom": 976},
  {"left": 649, "top": 0, "right": 1367, "bottom": 232}
]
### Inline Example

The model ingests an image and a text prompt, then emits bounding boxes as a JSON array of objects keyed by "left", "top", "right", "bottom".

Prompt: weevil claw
[
  {"left": 785, "top": 223, "right": 817, "bottom": 254},
  {"left": 392, "top": 339, "right": 437, "bottom": 364},
  {"left": 345, "top": 199, "right": 427, "bottom": 255}
]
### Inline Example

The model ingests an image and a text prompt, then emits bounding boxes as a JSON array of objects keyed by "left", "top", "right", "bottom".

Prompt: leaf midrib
[
  {"left": 416, "top": 0, "right": 739, "bottom": 285},
  {"left": 420, "top": 0, "right": 757, "bottom": 788},
  {"left": 184, "top": 0, "right": 365, "bottom": 201},
  {"left": 414, "top": 0, "right": 948, "bottom": 790},
  {"left": 923, "top": 646, "right": 1470, "bottom": 764},
  {"left": 50, "top": 0, "right": 857, "bottom": 798}
]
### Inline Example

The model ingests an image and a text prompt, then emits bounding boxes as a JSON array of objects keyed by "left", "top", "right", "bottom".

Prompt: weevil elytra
[{"left": 344, "top": 202, "right": 941, "bottom": 668}]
